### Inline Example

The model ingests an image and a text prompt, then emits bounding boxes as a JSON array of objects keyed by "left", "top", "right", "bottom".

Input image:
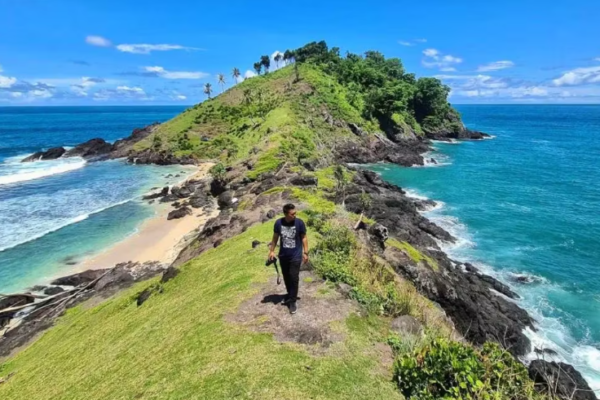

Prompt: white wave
[
  {"left": 404, "top": 188, "right": 429, "bottom": 201},
  {"left": 482, "top": 135, "right": 496, "bottom": 140},
  {"left": 431, "top": 139, "right": 462, "bottom": 145},
  {"left": 0, "top": 158, "right": 86, "bottom": 186},
  {"left": 0, "top": 198, "right": 132, "bottom": 253}
]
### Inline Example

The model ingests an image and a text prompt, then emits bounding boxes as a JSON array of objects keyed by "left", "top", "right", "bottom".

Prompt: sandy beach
[{"left": 74, "top": 163, "right": 217, "bottom": 272}]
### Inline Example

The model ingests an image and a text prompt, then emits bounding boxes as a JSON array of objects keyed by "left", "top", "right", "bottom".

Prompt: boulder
[
  {"left": 64, "top": 138, "right": 113, "bottom": 158},
  {"left": 21, "top": 147, "right": 66, "bottom": 162},
  {"left": 337, "top": 283, "right": 353, "bottom": 298},
  {"left": 390, "top": 315, "right": 424, "bottom": 337},
  {"left": 348, "top": 122, "right": 366, "bottom": 137},
  {"left": 368, "top": 223, "right": 389, "bottom": 245},
  {"left": 161, "top": 266, "right": 180, "bottom": 283},
  {"left": 43, "top": 286, "right": 65, "bottom": 296},
  {"left": 252, "top": 240, "right": 261, "bottom": 249},
  {"left": 217, "top": 191, "right": 237, "bottom": 209},
  {"left": 167, "top": 207, "right": 192, "bottom": 220},
  {"left": 528, "top": 360, "right": 598, "bottom": 400},
  {"left": 290, "top": 176, "right": 318, "bottom": 186},
  {"left": 266, "top": 209, "right": 277, "bottom": 219},
  {"left": 0, "top": 294, "right": 35, "bottom": 310},
  {"left": 210, "top": 179, "right": 228, "bottom": 196},
  {"left": 51, "top": 269, "right": 108, "bottom": 286}
]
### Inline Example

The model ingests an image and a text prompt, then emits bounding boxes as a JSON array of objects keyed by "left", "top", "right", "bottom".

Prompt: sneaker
[
  {"left": 282, "top": 296, "right": 292, "bottom": 305},
  {"left": 289, "top": 302, "right": 297, "bottom": 314}
]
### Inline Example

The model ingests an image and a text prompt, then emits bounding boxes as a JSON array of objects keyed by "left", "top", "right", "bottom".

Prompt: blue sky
[{"left": 1, "top": 0, "right": 599, "bottom": 105}]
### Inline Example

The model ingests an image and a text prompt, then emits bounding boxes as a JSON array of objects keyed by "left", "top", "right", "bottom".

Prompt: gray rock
[
  {"left": 161, "top": 266, "right": 180, "bottom": 283},
  {"left": 337, "top": 283, "right": 353, "bottom": 298},
  {"left": 43, "top": 286, "right": 65, "bottom": 296},
  {"left": 266, "top": 209, "right": 277, "bottom": 219},
  {"left": 21, "top": 147, "right": 66, "bottom": 162},
  {"left": 390, "top": 315, "right": 424, "bottom": 337},
  {"left": 167, "top": 206, "right": 192, "bottom": 220},
  {"left": 529, "top": 360, "right": 598, "bottom": 400},
  {"left": 252, "top": 240, "right": 261, "bottom": 249}
]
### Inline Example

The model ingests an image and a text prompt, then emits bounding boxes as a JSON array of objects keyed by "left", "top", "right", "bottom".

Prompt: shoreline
[{"left": 39, "top": 163, "right": 216, "bottom": 287}]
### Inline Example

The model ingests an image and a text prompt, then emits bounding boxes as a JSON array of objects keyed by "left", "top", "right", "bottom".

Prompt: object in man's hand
[{"left": 265, "top": 257, "right": 281, "bottom": 285}]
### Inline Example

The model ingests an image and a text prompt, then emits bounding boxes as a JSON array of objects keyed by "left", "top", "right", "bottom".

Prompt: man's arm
[
  {"left": 268, "top": 233, "right": 279, "bottom": 260},
  {"left": 301, "top": 234, "right": 309, "bottom": 264}
]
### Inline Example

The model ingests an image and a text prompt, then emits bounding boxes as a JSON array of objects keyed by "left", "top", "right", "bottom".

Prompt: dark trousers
[{"left": 280, "top": 258, "right": 301, "bottom": 301}]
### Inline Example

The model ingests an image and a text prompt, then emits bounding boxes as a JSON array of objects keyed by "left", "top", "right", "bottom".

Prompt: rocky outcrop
[
  {"left": 167, "top": 206, "right": 192, "bottom": 220},
  {"left": 528, "top": 360, "right": 598, "bottom": 400},
  {"left": 336, "top": 136, "right": 428, "bottom": 167},
  {"left": 64, "top": 138, "right": 113, "bottom": 158},
  {"left": 21, "top": 147, "right": 66, "bottom": 162},
  {"left": 426, "top": 128, "right": 490, "bottom": 141}
]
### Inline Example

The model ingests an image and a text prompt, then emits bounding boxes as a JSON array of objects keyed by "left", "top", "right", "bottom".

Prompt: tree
[
  {"left": 203, "top": 83, "right": 213, "bottom": 99},
  {"left": 283, "top": 50, "right": 292, "bottom": 65},
  {"left": 217, "top": 74, "right": 226, "bottom": 93},
  {"left": 274, "top": 52, "right": 282, "bottom": 69},
  {"left": 232, "top": 67, "right": 241, "bottom": 83},
  {"left": 209, "top": 163, "right": 226, "bottom": 181},
  {"left": 260, "top": 55, "right": 271, "bottom": 73},
  {"left": 412, "top": 77, "right": 451, "bottom": 123},
  {"left": 253, "top": 62, "right": 262, "bottom": 75}
]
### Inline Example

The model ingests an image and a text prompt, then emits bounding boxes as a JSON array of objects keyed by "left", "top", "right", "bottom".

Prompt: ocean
[
  {"left": 368, "top": 104, "right": 600, "bottom": 389},
  {"left": 0, "top": 106, "right": 187, "bottom": 293}
]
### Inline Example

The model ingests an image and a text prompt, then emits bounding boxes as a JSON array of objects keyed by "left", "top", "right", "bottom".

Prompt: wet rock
[
  {"left": 167, "top": 206, "right": 192, "bottom": 220},
  {"left": 390, "top": 315, "right": 424, "bottom": 337},
  {"left": 51, "top": 269, "right": 108, "bottom": 286},
  {"left": 29, "top": 285, "right": 48, "bottom": 292},
  {"left": 0, "top": 294, "right": 35, "bottom": 310},
  {"left": 217, "top": 191, "right": 237, "bottom": 209},
  {"left": 161, "top": 266, "right": 180, "bottom": 283},
  {"left": 65, "top": 138, "right": 112, "bottom": 159},
  {"left": 143, "top": 186, "right": 169, "bottom": 200},
  {"left": 528, "top": 360, "right": 598, "bottom": 400},
  {"left": 21, "top": 147, "right": 66, "bottom": 162},
  {"left": 535, "top": 347, "right": 559, "bottom": 356},
  {"left": 210, "top": 179, "right": 227, "bottom": 196},
  {"left": 464, "top": 263, "right": 479, "bottom": 273},
  {"left": 43, "top": 286, "right": 65, "bottom": 296},
  {"left": 430, "top": 158, "right": 437, "bottom": 164},
  {"left": 413, "top": 199, "right": 438, "bottom": 212}
]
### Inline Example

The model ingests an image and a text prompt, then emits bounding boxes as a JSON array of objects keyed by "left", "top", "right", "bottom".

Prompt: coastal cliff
[{"left": 2, "top": 42, "right": 596, "bottom": 400}]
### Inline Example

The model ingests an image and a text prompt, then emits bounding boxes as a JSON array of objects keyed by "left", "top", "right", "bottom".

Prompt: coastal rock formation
[
  {"left": 426, "top": 128, "right": 491, "bottom": 141},
  {"left": 64, "top": 138, "right": 113, "bottom": 158},
  {"left": 528, "top": 360, "right": 598, "bottom": 400},
  {"left": 21, "top": 147, "right": 66, "bottom": 162}
]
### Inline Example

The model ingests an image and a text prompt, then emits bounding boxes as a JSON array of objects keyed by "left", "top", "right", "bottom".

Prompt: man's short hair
[{"left": 283, "top": 203, "right": 296, "bottom": 215}]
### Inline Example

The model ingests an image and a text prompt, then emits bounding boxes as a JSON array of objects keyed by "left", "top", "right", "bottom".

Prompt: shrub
[
  {"left": 209, "top": 163, "right": 226, "bottom": 181},
  {"left": 394, "top": 339, "right": 538, "bottom": 400}
]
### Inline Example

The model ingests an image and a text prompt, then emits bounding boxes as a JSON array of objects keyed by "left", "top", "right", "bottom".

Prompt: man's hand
[
  {"left": 268, "top": 250, "right": 275, "bottom": 261},
  {"left": 302, "top": 252, "right": 309, "bottom": 264}
]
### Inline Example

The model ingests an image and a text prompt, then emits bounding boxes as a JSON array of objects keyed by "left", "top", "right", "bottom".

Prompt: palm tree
[
  {"left": 283, "top": 50, "right": 291, "bottom": 65},
  {"left": 232, "top": 67, "right": 241, "bottom": 84},
  {"left": 274, "top": 53, "right": 282, "bottom": 69},
  {"left": 203, "top": 83, "right": 213, "bottom": 99},
  {"left": 217, "top": 74, "right": 226, "bottom": 93},
  {"left": 253, "top": 62, "right": 262, "bottom": 75},
  {"left": 260, "top": 55, "right": 270, "bottom": 73}
]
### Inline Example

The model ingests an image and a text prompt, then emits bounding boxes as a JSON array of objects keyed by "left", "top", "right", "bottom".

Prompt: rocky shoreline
[{"left": 6, "top": 123, "right": 597, "bottom": 399}]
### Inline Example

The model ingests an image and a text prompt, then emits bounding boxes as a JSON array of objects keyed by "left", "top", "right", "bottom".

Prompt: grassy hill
[{"left": 0, "top": 42, "right": 551, "bottom": 400}]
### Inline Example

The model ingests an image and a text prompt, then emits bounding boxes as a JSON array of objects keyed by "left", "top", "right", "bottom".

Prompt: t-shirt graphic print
[{"left": 274, "top": 217, "right": 307, "bottom": 260}]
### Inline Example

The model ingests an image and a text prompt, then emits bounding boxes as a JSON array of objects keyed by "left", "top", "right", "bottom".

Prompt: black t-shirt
[{"left": 274, "top": 217, "right": 307, "bottom": 260}]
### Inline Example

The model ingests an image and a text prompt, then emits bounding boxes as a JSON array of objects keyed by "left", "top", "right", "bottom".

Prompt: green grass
[
  {"left": 387, "top": 238, "right": 439, "bottom": 271},
  {"left": 0, "top": 222, "right": 402, "bottom": 400}
]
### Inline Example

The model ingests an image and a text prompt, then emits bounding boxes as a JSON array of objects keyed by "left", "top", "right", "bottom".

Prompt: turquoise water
[
  {"left": 0, "top": 106, "right": 187, "bottom": 293},
  {"left": 369, "top": 105, "right": 600, "bottom": 388}
]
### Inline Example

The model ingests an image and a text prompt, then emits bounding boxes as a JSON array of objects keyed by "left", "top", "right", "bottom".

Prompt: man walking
[{"left": 268, "top": 203, "right": 308, "bottom": 314}]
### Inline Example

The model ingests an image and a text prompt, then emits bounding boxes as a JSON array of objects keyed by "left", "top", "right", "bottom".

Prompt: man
[{"left": 268, "top": 203, "right": 308, "bottom": 314}]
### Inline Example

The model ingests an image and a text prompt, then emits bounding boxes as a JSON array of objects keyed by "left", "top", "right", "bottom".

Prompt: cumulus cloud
[
  {"left": 116, "top": 44, "right": 199, "bottom": 54},
  {"left": 0, "top": 75, "right": 17, "bottom": 88},
  {"left": 85, "top": 35, "right": 112, "bottom": 47},
  {"left": 477, "top": 61, "right": 515, "bottom": 72},
  {"left": 422, "top": 48, "right": 463, "bottom": 70},
  {"left": 70, "top": 77, "right": 106, "bottom": 96},
  {"left": 552, "top": 66, "right": 600, "bottom": 86},
  {"left": 174, "top": 94, "right": 187, "bottom": 100},
  {"left": 142, "top": 66, "right": 208, "bottom": 79},
  {"left": 244, "top": 70, "right": 257, "bottom": 79},
  {"left": 93, "top": 85, "right": 149, "bottom": 101}
]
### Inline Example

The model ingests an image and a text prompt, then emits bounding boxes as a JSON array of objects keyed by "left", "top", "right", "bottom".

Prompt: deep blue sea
[
  {"left": 0, "top": 106, "right": 187, "bottom": 293},
  {"left": 369, "top": 104, "right": 600, "bottom": 389}
]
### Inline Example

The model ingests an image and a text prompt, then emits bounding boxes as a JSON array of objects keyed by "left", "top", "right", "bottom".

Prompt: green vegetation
[
  {"left": 0, "top": 222, "right": 401, "bottom": 400},
  {"left": 394, "top": 339, "right": 541, "bottom": 400},
  {"left": 387, "top": 238, "right": 439, "bottom": 271}
]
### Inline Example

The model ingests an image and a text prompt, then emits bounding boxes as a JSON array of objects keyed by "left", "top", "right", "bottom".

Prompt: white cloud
[
  {"left": 423, "top": 48, "right": 440, "bottom": 57},
  {"left": 552, "top": 66, "right": 600, "bottom": 86},
  {"left": 398, "top": 41, "right": 414, "bottom": 47},
  {"left": 415, "top": 38, "right": 427, "bottom": 43},
  {"left": 86, "top": 35, "right": 112, "bottom": 47},
  {"left": 422, "top": 48, "right": 463, "bottom": 70},
  {"left": 117, "top": 86, "right": 145, "bottom": 94},
  {"left": 0, "top": 75, "right": 17, "bottom": 88},
  {"left": 10, "top": 92, "right": 23, "bottom": 98},
  {"left": 31, "top": 89, "right": 53, "bottom": 99},
  {"left": 143, "top": 66, "right": 208, "bottom": 79},
  {"left": 117, "top": 44, "right": 198, "bottom": 54},
  {"left": 244, "top": 70, "right": 257, "bottom": 79},
  {"left": 477, "top": 61, "right": 515, "bottom": 72},
  {"left": 175, "top": 95, "right": 187, "bottom": 100}
]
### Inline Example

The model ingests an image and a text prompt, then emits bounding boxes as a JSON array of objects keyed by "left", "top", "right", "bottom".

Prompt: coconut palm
[
  {"left": 232, "top": 67, "right": 241, "bottom": 83},
  {"left": 274, "top": 53, "right": 282, "bottom": 69},
  {"left": 253, "top": 62, "right": 262, "bottom": 75},
  {"left": 260, "top": 55, "right": 271, "bottom": 73},
  {"left": 203, "top": 83, "right": 213, "bottom": 99},
  {"left": 217, "top": 73, "right": 226, "bottom": 93}
]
